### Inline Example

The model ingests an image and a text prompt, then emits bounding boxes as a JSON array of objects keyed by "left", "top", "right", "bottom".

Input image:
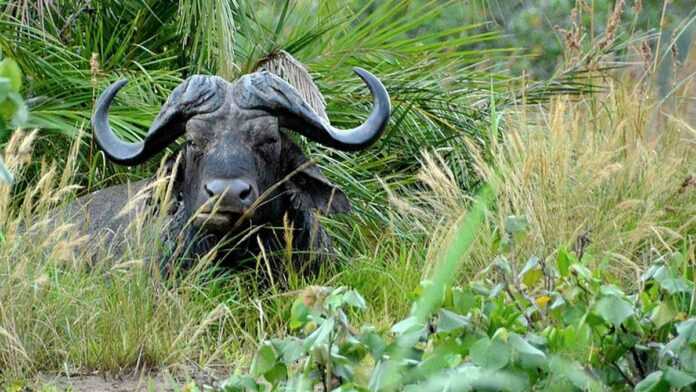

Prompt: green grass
[
  {"left": 0, "top": 0, "right": 695, "bottom": 389},
  {"left": 389, "top": 82, "right": 696, "bottom": 282},
  {"left": 1, "top": 73, "right": 693, "bottom": 387}
]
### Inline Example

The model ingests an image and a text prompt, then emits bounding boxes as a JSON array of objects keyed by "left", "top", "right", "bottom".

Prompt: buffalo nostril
[
  {"left": 238, "top": 183, "right": 252, "bottom": 202},
  {"left": 205, "top": 179, "right": 256, "bottom": 207}
]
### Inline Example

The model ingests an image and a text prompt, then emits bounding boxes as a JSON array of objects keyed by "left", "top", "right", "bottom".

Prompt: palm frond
[{"left": 177, "top": 0, "right": 238, "bottom": 77}]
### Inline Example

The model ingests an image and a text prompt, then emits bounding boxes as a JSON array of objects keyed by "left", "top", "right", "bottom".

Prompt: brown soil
[{"left": 32, "top": 368, "right": 223, "bottom": 391}]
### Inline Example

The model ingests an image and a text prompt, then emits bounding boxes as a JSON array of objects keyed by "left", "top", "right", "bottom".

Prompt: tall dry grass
[
  {"left": 0, "top": 130, "right": 384, "bottom": 384},
  {"left": 0, "top": 131, "right": 241, "bottom": 381},
  {"left": 1, "top": 66, "right": 695, "bottom": 387},
  {"left": 393, "top": 79, "right": 695, "bottom": 282}
]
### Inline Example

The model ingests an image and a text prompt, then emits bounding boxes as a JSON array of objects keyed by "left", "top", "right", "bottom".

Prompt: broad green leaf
[
  {"left": 394, "top": 323, "right": 427, "bottom": 348},
  {"left": 570, "top": 264, "right": 593, "bottom": 282},
  {"left": 250, "top": 343, "right": 277, "bottom": 377},
  {"left": 676, "top": 318, "right": 696, "bottom": 344},
  {"left": 0, "top": 99, "right": 15, "bottom": 121},
  {"left": 286, "top": 374, "right": 313, "bottom": 391},
  {"left": 413, "top": 349, "right": 462, "bottom": 381},
  {"left": 470, "top": 281, "right": 491, "bottom": 296},
  {"left": 436, "top": 309, "right": 471, "bottom": 333},
  {"left": 522, "top": 268, "right": 543, "bottom": 288},
  {"left": 332, "top": 385, "right": 362, "bottom": 392},
  {"left": 652, "top": 264, "right": 672, "bottom": 282},
  {"left": 340, "top": 335, "right": 368, "bottom": 362},
  {"left": 326, "top": 286, "right": 348, "bottom": 310},
  {"left": 594, "top": 295, "right": 634, "bottom": 327},
  {"left": 519, "top": 256, "right": 539, "bottom": 277},
  {"left": 658, "top": 278, "right": 693, "bottom": 295},
  {"left": 263, "top": 362, "right": 287, "bottom": 384},
  {"left": 368, "top": 360, "right": 400, "bottom": 392},
  {"left": 219, "top": 375, "right": 260, "bottom": 392},
  {"left": 272, "top": 337, "right": 304, "bottom": 364},
  {"left": 361, "top": 326, "right": 387, "bottom": 360},
  {"left": 664, "top": 319, "right": 696, "bottom": 373},
  {"left": 304, "top": 317, "right": 335, "bottom": 351},
  {"left": 520, "top": 256, "right": 543, "bottom": 287},
  {"left": 600, "top": 285, "right": 626, "bottom": 297},
  {"left": 650, "top": 301, "right": 676, "bottom": 329},
  {"left": 634, "top": 371, "right": 669, "bottom": 392},
  {"left": 492, "top": 256, "right": 512, "bottom": 277},
  {"left": 343, "top": 289, "right": 367, "bottom": 309},
  {"left": 412, "top": 364, "right": 528, "bottom": 392},
  {"left": 663, "top": 367, "right": 696, "bottom": 389},
  {"left": 9, "top": 93, "right": 27, "bottom": 127},
  {"left": 549, "top": 292, "right": 566, "bottom": 310},
  {"left": 509, "top": 333, "right": 546, "bottom": 368},
  {"left": 641, "top": 264, "right": 664, "bottom": 282},
  {"left": 489, "top": 283, "right": 505, "bottom": 298},
  {"left": 0, "top": 91, "right": 27, "bottom": 128},
  {"left": 549, "top": 356, "right": 604, "bottom": 391},
  {"left": 289, "top": 299, "right": 309, "bottom": 330},
  {"left": 0, "top": 59, "right": 22, "bottom": 92},
  {"left": 391, "top": 316, "right": 423, "bottom": 335},
  {"left": 556, "top": 247, "right": 573, "bottom": 277},
  {"left": 452, "top": 287, "right": 476, "bottom": 314},
  {"left": 470, "top": 337, "right": 510, "bottom": 370}
]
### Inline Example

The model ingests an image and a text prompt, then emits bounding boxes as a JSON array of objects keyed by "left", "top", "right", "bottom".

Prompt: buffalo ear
[{"left": 282, "top": 133, "right": 351, "bottom": 214}]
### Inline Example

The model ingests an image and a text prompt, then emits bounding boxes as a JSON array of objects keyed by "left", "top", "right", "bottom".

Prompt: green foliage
[
  {"left": 0, "top": 0, "right": 603, "bottom": 203},
  {"left": 178, "top": 0, "right": 238, "bottom": 77},
  {"left": 0, "top": 1, "right": 693, "bottom": 390},
  {"left": 221, "top": 244, "right": 695, "bottom": 391},
  {"left": 0, "top": 57, "right": 25, "bottom": 183}
]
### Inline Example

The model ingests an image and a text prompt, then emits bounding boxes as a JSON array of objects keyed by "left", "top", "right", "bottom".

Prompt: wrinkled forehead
[{"left": 185, "top": 107, "right": 278, "bottom": 139}]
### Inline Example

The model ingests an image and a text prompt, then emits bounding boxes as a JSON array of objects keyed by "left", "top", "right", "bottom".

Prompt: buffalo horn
[
  {"left": 91, "top": 75, "right": 225, "bottom": 165},
  {"left": 235, "top": 67, "right": 390, "bottom": 151}
]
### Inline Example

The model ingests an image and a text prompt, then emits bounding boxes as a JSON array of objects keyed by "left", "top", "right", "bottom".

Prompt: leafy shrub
[
  {"left": 0, "top": 57, "right": 25, "bottom": 131},
  {"left": 0, "top": 57, "right": 25, "bottom": 183},
  {"left": 220, "top": 224, "right": 695, "bottom": 391}
]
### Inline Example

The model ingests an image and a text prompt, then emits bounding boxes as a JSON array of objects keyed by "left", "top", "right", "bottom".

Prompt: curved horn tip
[
  {"left": 92, "top": 78, "right": 149, "bottom": 166},
  {"left": 351, "top": 67, "right": 390, "bottom": 108},
  {"left": 94, "top": 79, "right": 129, "bottom": 112},
  {"left": 106, "top": 79, "right": 129, "bottom": 94},
  {"left": 352, "top": 67, "right": 373, "bottom": 81}
]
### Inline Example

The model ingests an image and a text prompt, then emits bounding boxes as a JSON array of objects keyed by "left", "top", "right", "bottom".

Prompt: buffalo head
[{"left": 91, "top": 69, "right": 390, "bottom": 235}]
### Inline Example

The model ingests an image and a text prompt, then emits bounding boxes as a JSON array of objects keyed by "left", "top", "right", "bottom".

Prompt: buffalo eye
[
  {"left": 187, "top": 139, "right": 203, "bottom": 150},
  {"left": 186, "top": 139, "right": 205, "bottom": 157}
]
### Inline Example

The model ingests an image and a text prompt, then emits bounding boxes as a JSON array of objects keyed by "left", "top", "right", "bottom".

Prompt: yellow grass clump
[
  {"left": 395, "top": 80, "right": 695, "bottom": 282},
  {"left": 0, "top": 131, "right": 239, "bottom": 382}
]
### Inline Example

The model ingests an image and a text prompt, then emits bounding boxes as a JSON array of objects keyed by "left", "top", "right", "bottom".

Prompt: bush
[
  {"left": 0, "top": 57, "right": 26, "bottom": 183},
  {"left": 222, "top": 244, "right": 694, "bottom": 391}
]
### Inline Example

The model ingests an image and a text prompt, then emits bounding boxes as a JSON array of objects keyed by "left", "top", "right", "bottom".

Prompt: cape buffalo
[{"left": 62, "top": 68, "right": 390, "bottom": 269}]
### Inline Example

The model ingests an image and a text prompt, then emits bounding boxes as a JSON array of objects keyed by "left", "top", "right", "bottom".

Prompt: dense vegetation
[{"left": 0, "top": 0, "right": 694, "bottom": 391}]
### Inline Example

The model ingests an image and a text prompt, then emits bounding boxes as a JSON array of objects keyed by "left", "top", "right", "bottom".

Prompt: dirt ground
[{"left": 32, "top": 368, "right": 223, "bottom": 391}]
